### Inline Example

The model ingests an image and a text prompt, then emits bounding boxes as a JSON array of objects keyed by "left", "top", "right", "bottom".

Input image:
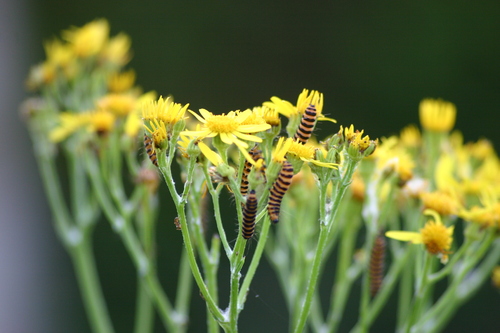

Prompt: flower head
[
  {"left": 181, "top": 109, "right": 271, "bottom": 162},
  {"left": 272, "top": 137, "right": 293, "bottom": 163},
  {"left": 287, "top": 139, "right": 338, "bottom": 169},
  {"left": 62, "top": 19, "right": 109, "bottom": 58},
  {"left": 420, "top": 190, "right": 461, "bottom": 216},
  {"left": 251, "top": 106, "right": 280, "bottom": 127},
  {"left": 88, "top": 109, "right": 116, "bottom": 136},
  {"left": 419, "top": 98, "right": 456, "bottom": 132},
  {"left": 340, "top": 125, "right": 378, "bottom": 158},
  {"left": 264, "top": 89, "right": 335, "bottom": 122},
  {"left": 98, "top": 93, "right": 137, "bottom": 116},
  {"left": 101, "top": 32, "right": 132, "bottom": 65},
  {"left": 145, "top": 119, "right": 168, "bottom": 148},
  {"left": 108, "top": 70, "right": 136, "bottom": 93},
  {"left": 400, "top": 124, "right": 421, "bottom": 149},
  {"left": 386, "top": 209, "right": 454, "bottom": 263},
  {"left": 49, "top": 112, "right": 91, "bottom": 142}
]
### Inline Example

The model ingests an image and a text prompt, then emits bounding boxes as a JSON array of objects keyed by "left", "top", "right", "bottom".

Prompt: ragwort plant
[{"left": 22, "top": 19, "right": 500, "bottom": 333}]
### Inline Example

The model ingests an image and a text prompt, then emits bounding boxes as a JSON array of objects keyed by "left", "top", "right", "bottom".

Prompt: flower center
[{"left": 206, "top": 115, "right": 239, "bottom": 133}]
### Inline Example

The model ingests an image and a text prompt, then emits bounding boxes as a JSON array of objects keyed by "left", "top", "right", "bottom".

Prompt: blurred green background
[{"left": 3, "top": 1, "right": 499, "bottom": 332}]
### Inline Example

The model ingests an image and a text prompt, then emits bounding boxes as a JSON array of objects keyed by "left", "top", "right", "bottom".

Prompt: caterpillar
[
  {"left": 267, "top": 160, "right": 293, "bottom": 223},
  {"left": 369, "top": 233, "right": 386, "bottom": 297},
  {"left": 144, "top": 133, "right": 158, "bottom": 167},
  {"left": 240, "top": 145, "right": 266, "bottom": 196},
  {"left": 242, "top": 190, "right": 258, "bottom": 239},
  {"left": 293, "top": 104, "right": 318, "bottom": 144}
]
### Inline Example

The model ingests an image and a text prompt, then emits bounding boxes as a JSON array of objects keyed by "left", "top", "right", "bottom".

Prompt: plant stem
[
  {"left": 158, "top": 152, "right": 226, "bottom": 327},
  {"left": 71, "top": 232, "right": 114, "bottom": 333}
]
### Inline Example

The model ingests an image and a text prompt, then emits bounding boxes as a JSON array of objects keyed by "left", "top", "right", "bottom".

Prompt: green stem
[
  {"left": 326, "top": 204, "right": 360, "bottom": 332},
  {"left": 70, "top": 232, "right": 114, "bottom": 333},
  {"left": 421, "top": 238, "right": 500, "bottom": 333},
  {"left": 207, "top": 236, "right": 221, "bottom": 333},
  {"left": 175, "top": 248, "right": 194, "bottom": 323},
  {"left": 405, "top": 253, "right": 433, "bottom": 333},
  {"left": 86, "top": 150, "right": 181, "bottom": 331},
  {"left": 134, "top": 188, "right": 157, "bottom": 333},
  {"left": 30, "top": 126, "right": 114, "bottom": 333},
  {"left": 158, "top": 152, "right": 226, "bottom": 327},
  {"left": 133, "top": 282, "right": 154, "bottom": 333},
  {"left": 292, "top": 158, "right": 358, "bottom": 333},
  {"left": 34, "top": 141, "right": 73, "bottom": 245},
  {"left": 417, "top": 231, "right": 497, "bottom": 332},
  {"left": 396, "top": 247, "right": 413, "bottom": 331},
  {"left": 204, "top": 169, "right": 232, "bottom": 258}
]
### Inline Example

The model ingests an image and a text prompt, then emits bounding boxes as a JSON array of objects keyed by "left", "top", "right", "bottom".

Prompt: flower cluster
[{"left": 23, "top": 19, "right": 500, "bottom": 333}]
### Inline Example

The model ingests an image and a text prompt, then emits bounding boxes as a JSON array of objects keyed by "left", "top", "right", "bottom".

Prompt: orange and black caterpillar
[
  {"left": 144, "top": 133, "right": 158, "bottom": 167},
  {"left": 293, "top": 104, "right": 317, "bottom": 144},
  {"left": 267, "top": 160, "right": 293, "bottom": 223},
  {"left": 369, "top": 233, "right": 386, "bottom": 297},
  {"left": 240, "top": 145, "right": 266, "bottom": 196},
  {"left": 242, "top": 190, "right": 258, "bottom": 239}
]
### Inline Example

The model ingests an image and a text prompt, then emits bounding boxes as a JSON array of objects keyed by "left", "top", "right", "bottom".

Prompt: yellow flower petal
[
  {"left": 198, "top": 141, "right": 223, "bottom": 166},
  {"left": 385, "top": 231, "right": 423, "bottom": 244}
]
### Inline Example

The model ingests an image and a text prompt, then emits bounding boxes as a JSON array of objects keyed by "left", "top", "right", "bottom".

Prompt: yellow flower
[
  {"left": 287, "top": 139, "right": 338, "bottom": 169},
  {"left": 466, "top": 139, "right": 495, "bottom": 161},
  {"left": 181, "top": 108, "right": 271, "bottom": 160},
  {"left": 386, "top": 209, "right": 454, "bottom": 263},
  {"left": 252, "top": 106, "right": 280, "bottom": 127},
  {"left": 341, "top": 125, "right": 377, "bottom": 156},
  {"left": 375, "top": 137, "right": 415, "bottom": 183},
  {"left": 459, "top": 189, "right": 500, "bottom": 228},
  {"left": 88, "top": 110, "right": 116, "bottom": 136},
  {"left": 101, "top": 32, "right": 131, "bottom": 65},
  {"left": 49, "top": 112, "right": 91, "bottom": 142},
  {"left": 142, "top": 96, "right": 189, "bottom": 127},
  {"left": 419, "top": 98, "right": 456, "bottom": 132},
  {"left": 272, "top": 137, "right": 293, "bottom": 163},
  {"left": 177, "top": 134, "right": 193, "bottom": 159},
  {"left": 98, "top": 93, "right": 137, "bottom": 116},
  {"left": 264, "top": 89, "right": 335, "bottom": 122},
  {"left": 62, "top": 19, "right": 109, "bottom": 58},
  {"left": 44, "top": 38, "right": 73, "bottom": 68},
  {"left": 400, "top": 124, "right": 421, "bottom": 148},
  {"left": 108, "top": 70, "right": 136, "bottom": 93},
  {"left": 420, "top": 190, "right": 461, "bottom": 216},
  {"left": 145, "top": 119, "right": 168, "bottom": 148},
  {"left": 263, "top": 96, "right": 296, "bottom": 118},
  {"left": 239, "top": 108, "right": 269, "bottom": 126},
  {"left": 459, "top": 205, "right": 499, "bottom": 228}
]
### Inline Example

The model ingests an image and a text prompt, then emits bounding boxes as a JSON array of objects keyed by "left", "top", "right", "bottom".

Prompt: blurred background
[{"left": 1, "top": 1, "right": 500, "bottom": 332}]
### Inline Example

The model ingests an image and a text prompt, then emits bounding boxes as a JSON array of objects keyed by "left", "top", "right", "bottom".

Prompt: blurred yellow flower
[
  {"left": 63, "top": 19, "right": 109, "bottom": 58},
  {"left": 419, "top": 98, "right": 456, "bottom": 132}
]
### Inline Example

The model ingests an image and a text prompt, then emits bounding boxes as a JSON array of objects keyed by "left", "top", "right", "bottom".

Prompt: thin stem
[
  {"left": 405, "top": 253, "right": 433, "bottom": 333},
  {"left": 292, "top": 158, "right": 358, "bottom": 333},
  {"left": 133, "top": 282, "right": 154, "bottom": 333},
  {"left": 204, "top": 168, "right": 232, "bottom": 258},
  {"left": 326, "top": 203, "right": 360, "bottom": 332},
  {"left": 71, "top": 232, "right": 114, "bottom": 333},
  {"left": 159, "top": 152, "right": 226, "bottom": 326},
  {"left": 34, "top": 141, "right": 74, "bottom": 245}
]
